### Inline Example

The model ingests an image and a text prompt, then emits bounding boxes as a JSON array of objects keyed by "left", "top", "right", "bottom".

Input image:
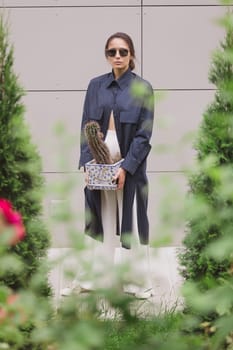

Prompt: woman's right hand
[{"left": 113, "top": 167, "right": 126, "bottom": 190}]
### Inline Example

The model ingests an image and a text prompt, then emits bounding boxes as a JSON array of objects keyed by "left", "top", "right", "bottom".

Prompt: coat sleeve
[
  {"left": 78, "top": 81, "right": 93, "bottom": 169},
  {"left": 121, "top": 83, "right": 154, "bottom": 176}
]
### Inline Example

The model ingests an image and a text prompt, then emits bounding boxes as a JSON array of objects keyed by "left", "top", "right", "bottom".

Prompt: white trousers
[{"left": 78, "top": 129, "right": 153, "bottom": 293}]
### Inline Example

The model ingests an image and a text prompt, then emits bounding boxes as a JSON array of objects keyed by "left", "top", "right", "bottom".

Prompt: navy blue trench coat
[{"left": 79, "top": 68, "right": 154, "bottom": 248}]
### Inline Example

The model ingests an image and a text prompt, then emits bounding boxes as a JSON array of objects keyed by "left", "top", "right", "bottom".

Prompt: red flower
[{"left": 0, "top": 199, "right": 25, "bottom": 244}]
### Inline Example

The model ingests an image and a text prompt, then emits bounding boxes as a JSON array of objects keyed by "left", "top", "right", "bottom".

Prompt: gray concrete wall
[{"left": 0, "top": 0, "right": 228, "bottom": 246}]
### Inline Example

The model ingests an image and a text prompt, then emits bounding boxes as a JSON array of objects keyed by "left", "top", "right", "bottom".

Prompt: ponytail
[{"left": 129, "top": 58, "right": 135, "bottom": 71}]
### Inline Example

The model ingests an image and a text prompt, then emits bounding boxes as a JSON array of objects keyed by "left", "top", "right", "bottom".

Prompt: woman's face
[{"left": 106, "top": 38, "right": 132, "bottom": 73}]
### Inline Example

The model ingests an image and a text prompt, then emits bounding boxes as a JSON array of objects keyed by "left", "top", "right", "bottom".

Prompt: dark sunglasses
[{"left": 105, "top": 48, "right": 129, "bottom": 57}]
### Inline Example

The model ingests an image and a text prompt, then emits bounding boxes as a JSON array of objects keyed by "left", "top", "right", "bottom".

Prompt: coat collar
[{"left": 104, "top": 68, "right": 133, "bottom": 90}]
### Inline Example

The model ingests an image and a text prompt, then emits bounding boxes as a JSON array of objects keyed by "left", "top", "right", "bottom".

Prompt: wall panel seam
[
  {"left": 0, "top": 5, "right": 141, "bottom": 9},
  {"left": 0, "top": 4, "right": 227, "bottom": 9},
  {"left": 25, "top": 88, "right": 216, "bottom": 93},
  {"left": 141, "top": 0, "right": 143, "bottom": 78},
  {"left": 142, "top": 4, "right": 226, "bottom": 7}
]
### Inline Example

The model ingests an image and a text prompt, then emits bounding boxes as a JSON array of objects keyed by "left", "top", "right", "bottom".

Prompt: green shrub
[
  {"left": 0, "top": 15, "right": 50, "bottom": 294},
  {"left": 179, "top": 8, "right": 233, "bottom": 348},
  {"left": 180, "top": 11, "right": 233, "bottom": 291}
]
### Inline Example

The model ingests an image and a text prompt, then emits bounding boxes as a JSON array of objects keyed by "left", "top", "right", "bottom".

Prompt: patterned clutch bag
[{"left": 85, "top": 159, "right": 124, "bottom": 190}]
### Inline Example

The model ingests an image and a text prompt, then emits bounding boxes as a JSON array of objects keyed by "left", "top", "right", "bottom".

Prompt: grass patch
[{"left": 103, "top": 312, "right": 183, "bottom": 350}]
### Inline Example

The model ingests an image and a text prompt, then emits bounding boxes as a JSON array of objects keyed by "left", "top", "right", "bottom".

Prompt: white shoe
[
  {"left": 60, "top": 281, "right": 92, "bottom": 296},
  {"left": 61, "top": 286, "right": 76, "bottom": 296},
  {"left": 61, "top": 284, "right": 81, "bottom": 296},
  {"left": 123, "top": 284, "right": 155, "bottom": 300},
  {"left": 123, "top": 284, "right": 137, "bottom": 296},
  {"left": 135, "top": 288, "right": 155, "bottom": 300}
]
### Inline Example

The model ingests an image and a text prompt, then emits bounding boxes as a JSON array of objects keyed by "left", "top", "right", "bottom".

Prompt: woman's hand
[{"left": 113, "top": 167, "right": 126, "bottom": 190}]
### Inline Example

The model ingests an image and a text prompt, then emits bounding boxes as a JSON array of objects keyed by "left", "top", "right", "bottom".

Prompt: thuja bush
[
  {"left": 180, "top": 9, "right": 233, "bottom": 291},
  {"left": 0, "top": 16, "right": 50, "bottom": 293},
  {"left": 178, "top": 6, "right": 233, "bottom": 347}
]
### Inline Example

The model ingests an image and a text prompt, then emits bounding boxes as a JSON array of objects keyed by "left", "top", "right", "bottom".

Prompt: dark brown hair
[{"left": 105, "top": 32, "right": 135, "bottom": 70}]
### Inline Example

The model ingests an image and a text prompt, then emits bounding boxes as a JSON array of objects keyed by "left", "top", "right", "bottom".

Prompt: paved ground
[{"left": 48, "top": 246, "right": 184, "bottom": 316}]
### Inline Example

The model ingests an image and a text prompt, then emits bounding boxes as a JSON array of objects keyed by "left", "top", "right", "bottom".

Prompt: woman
[{"left": 63, "top": 32, "right": 154, "bottom": 299}]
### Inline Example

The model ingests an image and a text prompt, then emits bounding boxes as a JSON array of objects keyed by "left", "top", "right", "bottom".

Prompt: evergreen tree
[
  {"left": 0, "top": 16, "right": 50, "bottom": 293},
  {"left": 180, "top": 11, "right": 233, "bottom": 290}
]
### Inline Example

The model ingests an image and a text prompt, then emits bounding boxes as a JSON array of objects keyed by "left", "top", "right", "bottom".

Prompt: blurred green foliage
[{"left": 1, "top": 3, "right": 233, "bottom": 350}]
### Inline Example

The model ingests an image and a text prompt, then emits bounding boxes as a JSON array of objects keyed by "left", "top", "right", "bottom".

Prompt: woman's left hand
[{"left": 113, "top": 167, "right": 126, "bottom": 190}]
